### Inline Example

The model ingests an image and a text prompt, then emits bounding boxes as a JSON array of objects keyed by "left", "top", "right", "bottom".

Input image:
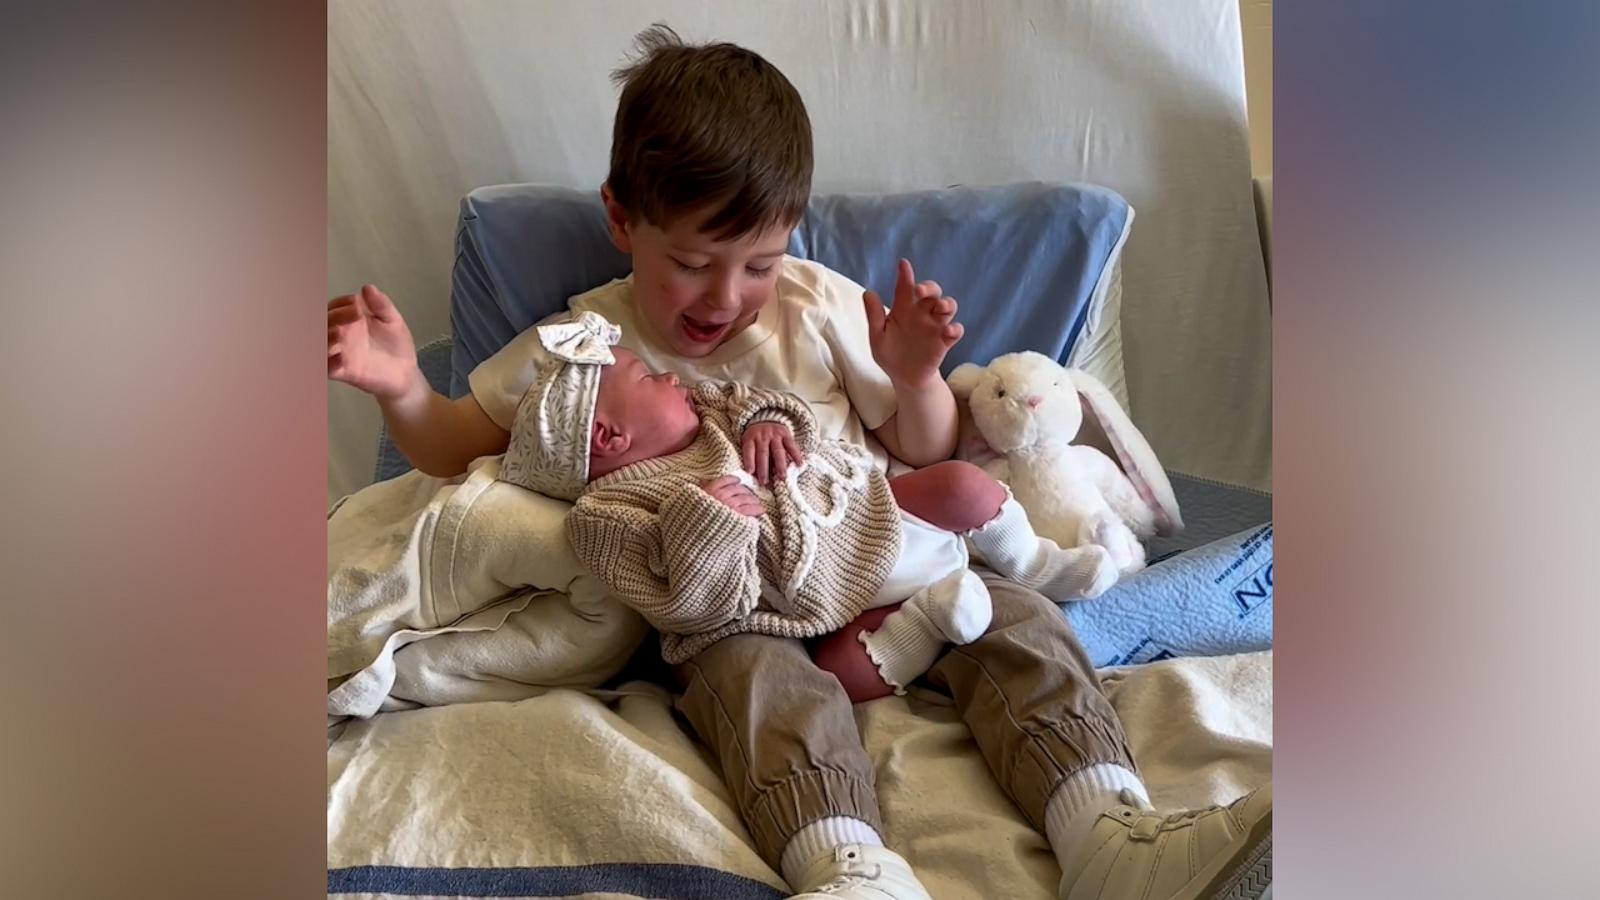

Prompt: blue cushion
[
  {"left": 1067, "top": 523, "right": 1273, "bottom": 667},
  {"left": 447, "top": 182, "right": 1130, "bottom": 397}
]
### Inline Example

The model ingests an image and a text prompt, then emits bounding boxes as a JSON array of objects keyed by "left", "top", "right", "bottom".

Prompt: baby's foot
[
  {"left": 915, "top": 567, "right": 992, "bottom": 644},
  {"left": 1079, "top": 544, "right": 1120, "bottom": 599}
]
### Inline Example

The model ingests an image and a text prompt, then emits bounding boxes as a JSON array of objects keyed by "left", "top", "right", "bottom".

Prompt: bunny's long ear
[{"left": 1069, "top": 368, "right": 1184, "bottom": 536}]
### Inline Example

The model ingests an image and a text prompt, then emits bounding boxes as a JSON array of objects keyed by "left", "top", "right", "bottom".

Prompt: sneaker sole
[{"left": 1173, "top": 807, "right": 1272, "bottom": 900}]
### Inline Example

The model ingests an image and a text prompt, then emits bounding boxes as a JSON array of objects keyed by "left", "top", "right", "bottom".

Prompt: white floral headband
[{"left": 498, "top": 311, "right": 621, "bottom": 501}]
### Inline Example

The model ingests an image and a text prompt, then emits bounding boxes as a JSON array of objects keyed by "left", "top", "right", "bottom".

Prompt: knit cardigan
[{"left": 565, "top": 381, "right": 903, "bottom": 663}]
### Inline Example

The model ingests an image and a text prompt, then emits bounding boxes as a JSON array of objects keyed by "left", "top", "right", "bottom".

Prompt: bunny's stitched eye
[{"left": 996, "top": 388, "right": 1007, "bottom": 399}]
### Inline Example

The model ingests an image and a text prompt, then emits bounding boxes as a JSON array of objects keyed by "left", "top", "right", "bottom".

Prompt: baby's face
[{"left": 594, "top": 349, "right": 700, "bottom": 460}]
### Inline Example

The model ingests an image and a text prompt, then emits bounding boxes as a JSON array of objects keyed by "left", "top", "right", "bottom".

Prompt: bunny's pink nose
[{"left": 1025, "top": 395, "right": 1043, "bottom": 408}]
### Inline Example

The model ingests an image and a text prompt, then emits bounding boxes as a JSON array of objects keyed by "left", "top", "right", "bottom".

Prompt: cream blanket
[
  {"left": 327, "top": 457, "right": 648, "bottom": 720},
  {"left": 327, "top": 651, "right": 1271, "bottom": 898}
]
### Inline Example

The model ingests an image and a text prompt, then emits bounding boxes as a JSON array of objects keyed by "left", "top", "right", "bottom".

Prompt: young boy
[{"left": 327, "top": 25, "right": 1271, "bottom": 900}]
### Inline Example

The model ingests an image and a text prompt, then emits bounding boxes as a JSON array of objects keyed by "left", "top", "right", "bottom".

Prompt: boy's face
[
  {"left": 588, "top": 348, "right": 700, "bottom": 478},
  {"left": 603, "top": 186, "right": 793, "bottom": 358}
]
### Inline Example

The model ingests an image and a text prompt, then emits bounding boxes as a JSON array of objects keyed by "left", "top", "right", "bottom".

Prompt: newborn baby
[{"left": 499, "top": 311, "right": 1117, "bottom": 698}]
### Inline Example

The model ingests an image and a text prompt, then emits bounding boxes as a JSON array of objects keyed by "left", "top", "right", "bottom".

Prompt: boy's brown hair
[{"left": 608, "top": 24, "right": 813, "bottom": 241}]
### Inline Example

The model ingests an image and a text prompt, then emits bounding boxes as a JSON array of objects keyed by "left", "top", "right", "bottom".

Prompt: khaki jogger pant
[{"left": 671, "top": 571, "right": 1140, "bottom": 866}]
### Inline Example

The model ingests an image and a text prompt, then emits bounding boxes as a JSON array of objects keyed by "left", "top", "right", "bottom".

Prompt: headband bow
[{"left": 537, "top": 310, "right": 620, "bottom": 365}]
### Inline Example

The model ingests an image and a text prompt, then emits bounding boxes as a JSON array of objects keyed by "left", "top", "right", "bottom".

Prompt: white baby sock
[
  {"left": 781, "top": 817, "right": 885, "bottom": 889},
  {"left": 1043, "top": 764, "right": 1153, "bottom": 873},
  {"left": 964, "top": 499, "right": 1119, "bottom": 601},
  {"left": 861, "top": 568, "right": 992, "bottom": 693}
]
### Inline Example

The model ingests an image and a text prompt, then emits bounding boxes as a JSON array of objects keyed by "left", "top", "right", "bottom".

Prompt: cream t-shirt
[{"left": 469, "top": 256, "right": 899, "bottom": 467}]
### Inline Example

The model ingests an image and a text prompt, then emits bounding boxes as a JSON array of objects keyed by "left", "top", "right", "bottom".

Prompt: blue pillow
[
  {"left": 447, "top": 182, "right": 1130, "bottom": 397},
  {"left": 1066, "top": 523, "right": 1274, "bottom": 667}
]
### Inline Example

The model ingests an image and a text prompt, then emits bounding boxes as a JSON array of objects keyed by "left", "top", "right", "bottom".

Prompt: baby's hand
[
  {"left": 741, "top": 422, "right": 805, "bottom": 486},
  {"left": 701, "top": 476, "right": 763, "bottom": 518},
  {"left": 328, "top": 284, "right": 421, "bottom": 401},
  {"left": 862, "top": 259, "right": 964, "bottom": 389}
]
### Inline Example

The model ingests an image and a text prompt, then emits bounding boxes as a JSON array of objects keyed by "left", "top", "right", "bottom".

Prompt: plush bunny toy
[{"left": 949, "top": 352, "right": 1184, "bottom": 574}]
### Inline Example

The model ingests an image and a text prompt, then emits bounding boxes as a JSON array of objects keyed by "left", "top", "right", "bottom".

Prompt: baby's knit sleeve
[
  {"left": 565, "top": 482, "right": 762, "bottom": 636},
  {"left": 723, "top": 384, "right": 820, "bottom": 454}
]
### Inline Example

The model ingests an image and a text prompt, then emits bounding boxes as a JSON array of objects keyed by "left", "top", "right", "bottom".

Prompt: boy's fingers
[
  {"left": 362, "top": 284, "right": 398, "bottom": 322},
  {"left": 861, "top": 291, "right": 888, "bottom": 335},
  {"left": 755, "top": 441, "right": 770, "bottom": 485},
  {"left": 894, "top": 259, "right": 917, "bottom": 308},
  {"left": 328, "top": 305, "right": 362, "bottom": 326},
  {"left": 916, "top": 280, "right": 942, "bottom": 303},
  {"left": 328, "top": 295, "right": 356, "bottom": 312},
  {"left": 944, "top": 322, "right": 965, "bottom": 344},
  {"left": 782, "top": 433, "right": 803, "bottom": 465}
]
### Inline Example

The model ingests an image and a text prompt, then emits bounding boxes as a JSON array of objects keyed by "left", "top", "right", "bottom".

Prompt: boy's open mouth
[{"left": 679, "top": 315, "right": 730, "bottom": 344}]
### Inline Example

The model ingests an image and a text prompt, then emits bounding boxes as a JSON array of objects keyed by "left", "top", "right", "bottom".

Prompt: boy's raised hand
[
  {"left": 327, "top": 284, "right": 421, "bottom": 401},
  {"left": 862, "top": 258, "right": 964, "bottom": 388}
]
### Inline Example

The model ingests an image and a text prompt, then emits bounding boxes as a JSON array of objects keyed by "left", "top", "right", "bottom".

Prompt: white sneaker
[
  {"left": 789, "top": 844, "right": 934, "bottom": 899},
  {"left": 1059, "top": 785, "right": 1272, "bottom": 900}
]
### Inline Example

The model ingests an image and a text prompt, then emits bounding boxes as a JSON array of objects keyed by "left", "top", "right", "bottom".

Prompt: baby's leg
[
  {"left": 887, "top": 459, "right": 1008, "bottom": 531},
  {"left": 815, "top": 568, "right": 993, "bottom": 702},
  {"left": 812, "top": 606, "right": 899, "bottom": 703},
  {"left": 893, "top": 459, "right": 1118, "bottom": 600},
  {"left": 956, "top": 484, "right": 1120, "bottom": 601}
]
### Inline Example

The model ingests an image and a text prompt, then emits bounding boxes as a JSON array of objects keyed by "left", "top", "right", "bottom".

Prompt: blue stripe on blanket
[{"left": 327, "top": 864, "right": 786, "bottom": 899}]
